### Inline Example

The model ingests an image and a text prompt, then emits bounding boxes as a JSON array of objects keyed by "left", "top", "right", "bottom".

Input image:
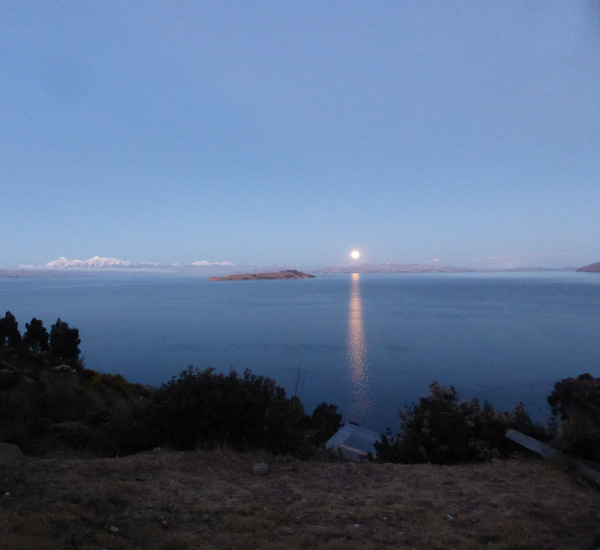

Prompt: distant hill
[
  {"left": 317, "top": 263, "right": 476, "bottom": 274},
  {"left": 316, "top": 263, "right": 576, "bottom": 274},
  {"left": 577, "top": 262, "right": 600, "bottom": 273}
]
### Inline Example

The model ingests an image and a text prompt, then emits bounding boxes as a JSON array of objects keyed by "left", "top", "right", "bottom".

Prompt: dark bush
[
  {"left": 548, "top": 373, "right": 600, "bottom": 427},
  {"left": 308, "top": 402, "right": 342, "bottom": 446},
  {"left": 0, "top": 368, "right": 20, "bottom": 390},
  {"left": 105, "top": 366, "right": 341, "bottom": 458},
  {"left": 50, "top": 318, "right": 82, "bottom": 370},
  {"left": 150, "top": 367, "right": 309, "bottom": 454},
  {"left": 23, "top": 318, "right": 50, "bottom": 354},
  {"left": 548, "top": 373, "right": 600, "bottom": 460},
  {"left": 375, "top": 382, "right": 547, "bottom": 464},
  {"left": 0, "top": 311, "right": 21, "bottom": 349}
]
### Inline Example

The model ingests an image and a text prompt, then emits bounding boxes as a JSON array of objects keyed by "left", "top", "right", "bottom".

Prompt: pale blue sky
[{"left": 1, "top": 1, "right": 599, "bottom": 269}]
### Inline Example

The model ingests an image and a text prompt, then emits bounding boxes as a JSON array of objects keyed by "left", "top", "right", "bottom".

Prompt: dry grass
[{"left": 1, "top": 449, "right": 600, "bottom": 549}]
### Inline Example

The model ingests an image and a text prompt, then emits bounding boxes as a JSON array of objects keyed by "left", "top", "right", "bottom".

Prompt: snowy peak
[
  {"left": 43, "top": 256, "right": 235, "bottom": 270},
  {"left": 46, "top": 256, "right": 134, "bottom": 268},
  {"left": 191, "top": 260, "right": 235, "bottom": 266}
]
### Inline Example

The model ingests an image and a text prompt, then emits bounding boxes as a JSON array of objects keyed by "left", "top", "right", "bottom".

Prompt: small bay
[{"left": 1, "top": 271, "right": 599, "bottom": 432}]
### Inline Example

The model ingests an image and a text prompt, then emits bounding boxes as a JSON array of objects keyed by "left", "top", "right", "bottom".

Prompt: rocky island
[{"left": 209, "top": 269, "right": 315, "bottom": 281}]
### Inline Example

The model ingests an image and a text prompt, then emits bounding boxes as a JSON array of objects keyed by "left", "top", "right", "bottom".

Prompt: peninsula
[{"left": 209, "top": 269, "right": 315, "bottom": 281}]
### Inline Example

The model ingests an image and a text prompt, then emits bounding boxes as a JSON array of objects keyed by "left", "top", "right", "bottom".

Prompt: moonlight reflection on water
[{"left": 346, "top": 273, "right": 374, "bottom": 422}]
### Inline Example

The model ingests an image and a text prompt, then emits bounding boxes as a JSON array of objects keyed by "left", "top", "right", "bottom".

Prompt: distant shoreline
[{"left": 0, "top": 264, "right": 580, "bottom": 279}]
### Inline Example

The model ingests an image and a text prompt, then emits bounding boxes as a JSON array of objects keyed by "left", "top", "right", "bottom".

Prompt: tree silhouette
[
  {"left": 24, "top": 317, "right": 50, "bottom": 353},
  {"left": 0, "top": 311, "right": 21, "bottom": 348},
  {"left": 50, "top": 318, "right": 81, "bottom": 369}
]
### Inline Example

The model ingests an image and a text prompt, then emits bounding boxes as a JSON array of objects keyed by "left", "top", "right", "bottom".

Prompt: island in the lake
[{"left": 209, "top": 269, "right": 315, "bottom": 281}]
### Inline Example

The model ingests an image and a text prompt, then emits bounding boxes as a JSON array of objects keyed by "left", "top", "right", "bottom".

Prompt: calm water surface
[{"left": 1, "top": 272, "right": 599, "bottom": 431}]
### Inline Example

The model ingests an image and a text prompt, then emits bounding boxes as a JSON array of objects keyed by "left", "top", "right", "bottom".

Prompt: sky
[{"left": 1, "top": 1, "right": 599, "bottom": 269}]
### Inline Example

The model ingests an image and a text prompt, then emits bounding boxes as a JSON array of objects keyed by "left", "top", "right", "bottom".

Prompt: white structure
[{"left": 326, "top": 423, "right": 381, "bottom": 462}]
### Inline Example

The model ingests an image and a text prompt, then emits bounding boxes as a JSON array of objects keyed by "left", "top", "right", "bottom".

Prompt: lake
[{"left": 1, "top": 271, "right": 599, "bottom": 432}]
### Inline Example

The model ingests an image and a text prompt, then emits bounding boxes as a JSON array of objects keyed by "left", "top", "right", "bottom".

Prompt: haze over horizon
[
  {"left": 2, "top": 2, "right": 599, "bottom": 270},
  {"left": 5, "top": 253, "right": 591, "bottom": 273}
]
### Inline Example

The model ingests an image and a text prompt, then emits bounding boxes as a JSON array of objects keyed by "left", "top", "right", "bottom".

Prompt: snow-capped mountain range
[
  {"left": 191, "top": 260, "right": 234, "bottom": 267},
  {"left": 44, "top": 256, "right": 234, "bottom": 269},
  {"left": 46, "top": 256, "right": 135, "bottom": 268}
]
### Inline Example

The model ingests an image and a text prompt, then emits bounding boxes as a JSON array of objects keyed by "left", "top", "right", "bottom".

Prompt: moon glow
[{"left": 351, "top": 250, "right": 360, "bottom": 260}]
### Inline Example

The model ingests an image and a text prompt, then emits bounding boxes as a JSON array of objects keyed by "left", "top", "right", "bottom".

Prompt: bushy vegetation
[
  {"left": 0, "top": 311, "right": 341, "bottom": 458},
  {"left": 0, "top": 362, "right": 147, "bottom": 454},
  {"left": 4, "top": 310, "right": 599, "bottom": 465},
  {"left": 0, "top": 311, "right": 82, "bottom": 370},
  {"left": 99, "top": 367, "right": 341, "bottom": 458},
  {"left": 375, "top": 382, "right": 548, "bottom": 464},
  {"left": 548, "top": 373, "right": 600, "bottom": 461}
]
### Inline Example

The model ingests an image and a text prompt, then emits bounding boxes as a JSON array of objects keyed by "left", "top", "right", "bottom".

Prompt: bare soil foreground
[{"left": 2, "top": 449, "right": 600, "bottom": 550}]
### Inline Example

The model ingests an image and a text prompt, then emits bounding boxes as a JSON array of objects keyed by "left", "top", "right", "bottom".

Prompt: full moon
[{"left": 350, "top": 250, "right": 360, "bottom": 260}]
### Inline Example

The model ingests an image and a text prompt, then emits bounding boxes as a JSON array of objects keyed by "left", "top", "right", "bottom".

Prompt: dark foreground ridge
[{"left": 209, "top": 269, "right": 315, "bottom": 281}]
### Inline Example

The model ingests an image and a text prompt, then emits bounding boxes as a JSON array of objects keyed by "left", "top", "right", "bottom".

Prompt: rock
[
  {"left": 251, "top": 463, "right": 269, "bottom": 475},
  {"left": 0, "top": 443, "right": 23, "bottom": 464},
  {"left": 0, "top": 442, "right": 22, "bottom": 455}
]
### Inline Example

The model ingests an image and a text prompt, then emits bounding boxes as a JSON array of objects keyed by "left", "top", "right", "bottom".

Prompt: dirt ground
[{"left": 1, "top": 448, "right": 600, "bottom": 550}]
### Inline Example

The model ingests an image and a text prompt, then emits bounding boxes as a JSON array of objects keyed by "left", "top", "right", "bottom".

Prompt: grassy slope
[{"left": 1, "top": 448, "right": 600, "bottom": 549}]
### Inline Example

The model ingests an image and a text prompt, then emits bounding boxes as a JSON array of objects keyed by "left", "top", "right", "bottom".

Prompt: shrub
[
  {"left": 375, "top": 382, "right": 547, "bottom": 464},
  {"left": 307, "top": 402, "right": 342, "bottom": 446},
  {"left": 149, "top": 367, "right": 306, "bottom": 453},
  {"left": 548, "top": 373, "right": 600, "bottom": 461},
  {"left": 23, "top": 318, "right": 50, "bottom": 354},
  {"left": 0, "top": 311, "right": 21, "bottom": 349},
  {"left": 105, "top": 366, "right": 341, "bottom": 458},
  {"left": 49, "top": 319, "right": 82, "bottom": 370},
  {"left": 548, "top": 373, "right": 600, "bottom": 428},
  {"left": 0, "top": 368, "right": 20, "bottom": 390}
]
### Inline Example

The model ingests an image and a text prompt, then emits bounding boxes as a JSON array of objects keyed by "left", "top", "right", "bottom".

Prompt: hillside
[
  {"left": 0, "top": 352, "right": 150, "bottom": 455},
  {"left": 1, "top": 446, "right": 600, "bottom": 549},
  {"left": 578, "top": 262, "right": 600, "bottom": 273}
]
